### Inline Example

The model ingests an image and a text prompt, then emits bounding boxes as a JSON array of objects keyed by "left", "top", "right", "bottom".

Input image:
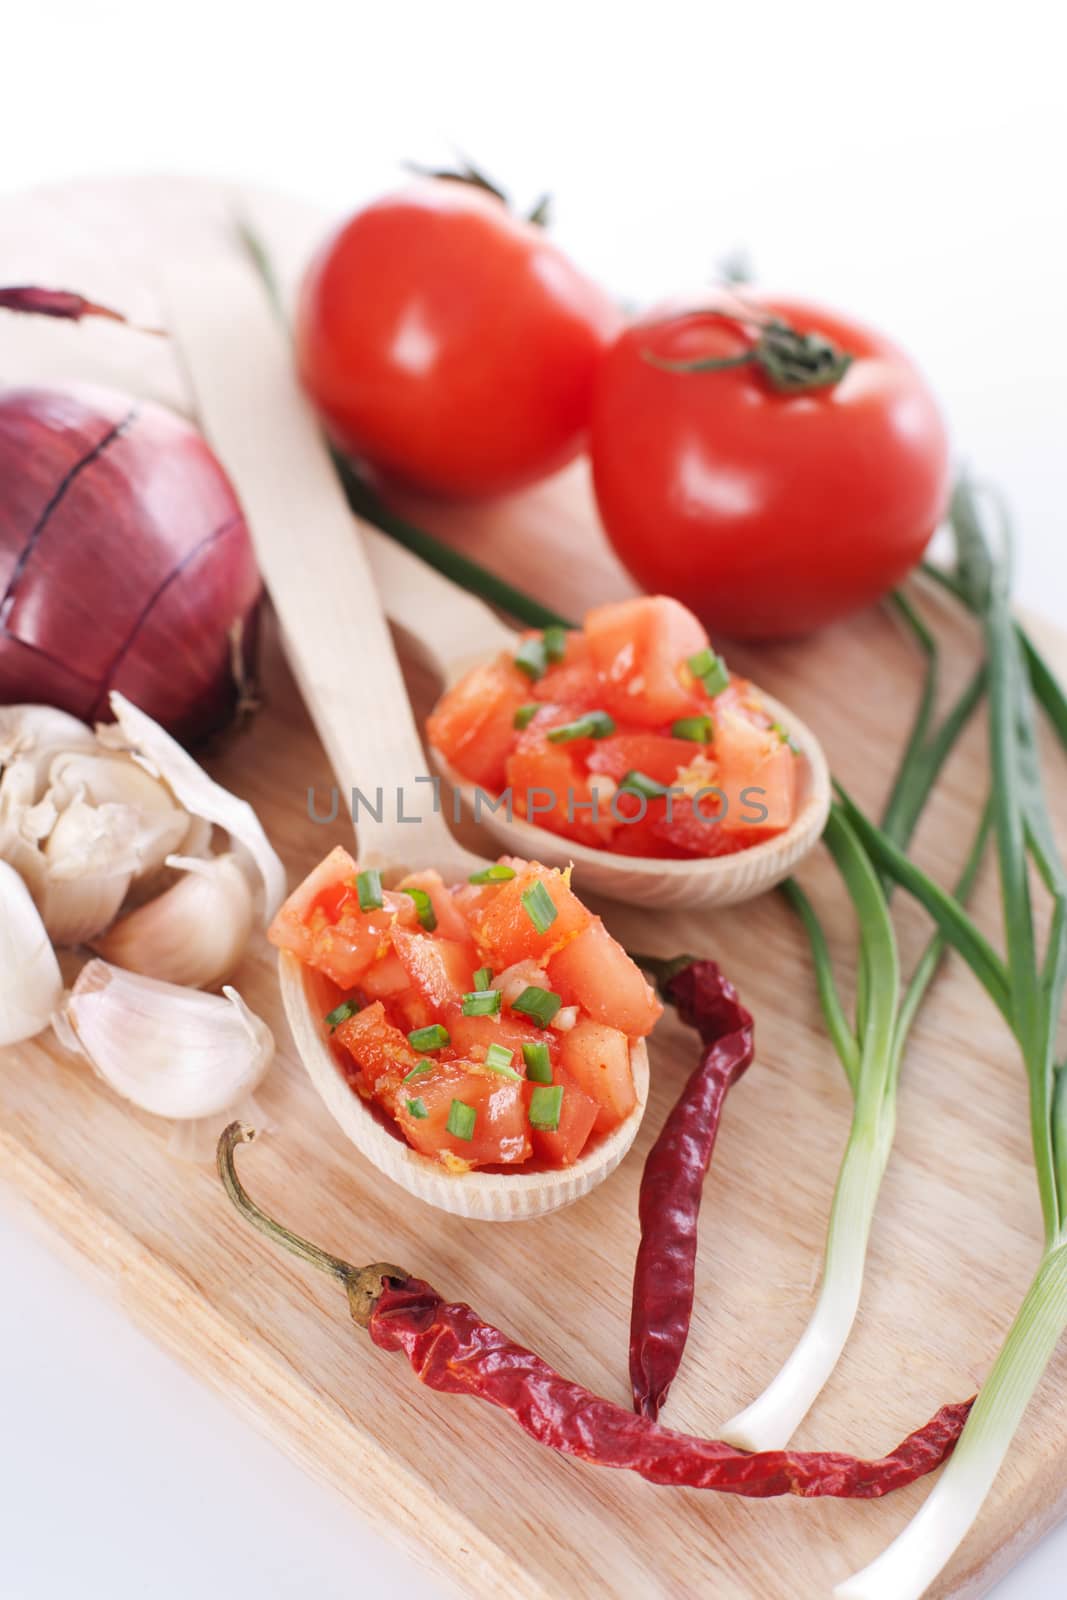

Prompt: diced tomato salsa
[
  {"left": 268, "top": 850, "right": 660, "bottom": 1173},
  {"left": 426, "top": 595, "right": 799, "bottom": 859}
]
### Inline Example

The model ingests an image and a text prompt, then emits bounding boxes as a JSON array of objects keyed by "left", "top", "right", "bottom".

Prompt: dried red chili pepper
[
  {"left": 628, "top": 956, "right": 755, "bottom": 1420},
  {"left": 218, "top": 1123, "right": 973, "bottom": 1499}
]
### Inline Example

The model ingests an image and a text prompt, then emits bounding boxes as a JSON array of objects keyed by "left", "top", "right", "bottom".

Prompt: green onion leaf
[
  {"left": 514, "top": 638, "right": 548, "bottom": 680},
  {"left": 619, "top": 769, "right": 669, "bottom": 800},
  {"left": 468, "top": 863, "right": 517, "bottom": 885},
  {"left": 770, "top": 720, "right": 800, "bottom": 755},
  {"left": 542, "top": 624, "right": 568, "bottom": 663},
  {"left": 473, "top": 966, "right": 494, "bottom": 990},
  {"left": 546, "top": 710, "right": 616, "bottom": 743},
  {"left": 521, "top": 880, "right": 558, "bottom": 933},
  {"left": 403, "top": 1060, "right": 435, "bottom": 1082},
  {"left": 484, "top": 1043, "right": 520, "bottom": 1078},
  {"left": 687, "top": 647, "right": 730, "bottom": 697},
  {"left": 324, "top": 999, "right": 359, "bottom": 1030},
  {"left": 407, "top": 1023, "right": 450, "bottom": 1052},
  {"left": 461, "top": 988, "right": 502, "bottom": 1017},
  {"left": 512, "top": 986, "right": 562, "bottom": 1027},
  {"left": 513, "top": 703, "right": 540, "bottom": 731},
  {"left": 405, "top": 1097, "right": 429, "bottom": 1119},
  {"left": 446, "top": 1099, "right": 477, "bottom": 1141},
  {"left": 522, "top": 1042, "right": 552, "bottom": 1083},
  {"left": 671, "top": 715, "right": 713, "bottom": 742},
  {"left": 356, "top": 868, "right": 384, "bottom": 912},
  {"left": 529, "top": 1084, "right": 564, "bottom": 1130},
  {"left": 400, "top": 885, "right": 437, "bottom": 930}
]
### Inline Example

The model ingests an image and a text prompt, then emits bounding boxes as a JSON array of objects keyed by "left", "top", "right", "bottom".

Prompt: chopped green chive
[
  {"left": 407, "top": 1023, "right": 450, "bottom": 1052},
  {"left": 446, "top": 1099, "right": 477, "bottom": 1141},
  {"left": 770, "top": 720, "right": 801, "bottom": 754},
  {"left": 403, "top": 1059, "right": 434, "bottom": 1083},
  {"left": 400, "top": 885, "right": 437, "bottom": 930},
  {"left": 462, "top": 988, "right": 502, "bottom": 1017},
  {"left": 512, "top": 986, "right": 562, "bottom": 1027},
  {"left": 546, "top": 710, "right": 616, "bottom": 744},
  {"left": 405, "top": 1097, "right": 429, "bottom": 1119},
  {"left": 468, "top": 863, "right": 517, "bottom": 885},
  {"left": 484, "top": 1043, "right": 520, "bottom": 1078},
  {"left": 522, "top": 1041, "right": 552, "bottom": 1083},
  {"left": 687, "top": 647, "right": 730, "bottom": 697},
  {"left": 542, "top": 624, "right": 568, "bottom": 663},
  {"left": 355, "top": 868, "right": 383, "bottom": 912},
  {"left": 514, "top": 637, "right": 548, "bottom": 680},
  {"left": 473, "top": 966, "right": 494, "bottom": 990},
  {"left": 522, "top": 880, "right": 558, "bottom": 934},
  {"left": 672, "top": 714, "right": 714, "bottom": 743},
  {"left": 513, "top": 703, "right": 540, "bottom": 731},
  {"left": 620, "top": 769, "right": 669, "bottom": 800},
  {"left": 324, "top": 999, "right": 359, "bottom": 1030},
  {"left": 529, "top": 1084, "right": 564, "bottom": 1131}
]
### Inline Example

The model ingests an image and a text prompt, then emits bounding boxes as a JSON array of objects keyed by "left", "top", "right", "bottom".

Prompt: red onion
[{"left": 0, "top": 386, "right": 262, "bottom": 746}]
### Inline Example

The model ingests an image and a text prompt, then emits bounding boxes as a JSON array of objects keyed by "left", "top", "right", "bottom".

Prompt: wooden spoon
[
  {"left": 163, "top": 257, "right": 648, "bottom": 1221},
  {"left": 360, "top": 528, "right": 831, "bottom": 910}
]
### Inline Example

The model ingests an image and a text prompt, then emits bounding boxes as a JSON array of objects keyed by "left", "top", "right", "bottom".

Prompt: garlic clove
[
  {"left": 0, "top": 858, "right": 63, "bottom": 1045},
  {"left": 101, "top": 693, "right": 286, "bottom": 922},
  {"left": 0, "top": 704, "right": 98, "bottom": 795},
  {"left": 47, "top": 752, "right": 190, "bottom": 878},
  {"left": 61, "top": 960, "right": 274, "bottom": 1119},
  {"left": 93, "top": 851, "right": 256, "bottom": 989}
]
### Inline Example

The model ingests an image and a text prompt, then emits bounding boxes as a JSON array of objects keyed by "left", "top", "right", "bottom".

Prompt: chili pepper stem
[
  {"left": 216, "top": 1123, "right": 406, "bottom": 1328},
  {"left": 837, "top": 1241, "right": 1067, "bottom": 1600},
  {"left": 721, "top": 1107, "right": 896, "bottom": 1451}
]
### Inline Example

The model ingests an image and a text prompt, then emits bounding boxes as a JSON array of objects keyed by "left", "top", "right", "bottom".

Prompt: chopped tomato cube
[
  {"left": 587, "top": 731, "right": 700, "bottom": 787},
  {"left": 334, "top": 1001, "right": 418, "bottom": 1097},
  {"left": 531, "top": 631, "right": 599, "bottom": 705},
  {"left": 526, "top": 1063, "right": 598, "bottom": 1166},
  {"left": 392, "top": 1060, "right": 531, "bottom": 1168},
  {"left": 391, "top": 926, "right": 474, "bottom": 1009},
  {"left": 268, "top": 845, "right": 418, "bottom": 988},
  {"left": 585, "top": 596, "right": 709, "bottom": 726},
  {"left": 715, "top": 708, "right": 797, "bottom": 833},
  {"left": 472, "top": 860, "right": 593, "bottom": 968},
  {"left": 360, "top": 950, "right": 411, "bottom": 998},
  {"left": 426, "top": 654, "right": 532, "bottom": 790},
  {"left": 547, "top": 918, "right": 662, "bottom": 1038},
  {"left": 558, "top": 1018, "right": 637, "bottom": 1134},
  {"left": 506, "top": 723, "right": 613, "bottom": 848},
  {"left": 446, "top": 1009, "right": 555, "bottom": 1064}
]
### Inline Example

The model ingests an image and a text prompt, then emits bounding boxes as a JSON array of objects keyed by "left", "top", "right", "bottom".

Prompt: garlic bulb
[
  {"left": 61, "top": 960, "right": 274, "bottom": 1119},
  {"left": 101, "top": 692, "right": 286, "bottom": 921},
  {"left": 0, "top": 704, "right": 98, "bottom": 788},
  {"left": 0, "top": 858, "right": 63, "bottom": 1045},
  {"left": 94, "top": 852, "right": 256, "bottom": 989}
]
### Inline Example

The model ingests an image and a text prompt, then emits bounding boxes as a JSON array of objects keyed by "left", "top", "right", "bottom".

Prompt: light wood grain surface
[{"left": 2, "top": 177, "right": 1067, "bottom": 1600}]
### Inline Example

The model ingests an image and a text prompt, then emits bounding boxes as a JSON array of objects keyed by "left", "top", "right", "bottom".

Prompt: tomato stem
[{"left": 642, "top": 307, "right": 853, "bottom": 394}]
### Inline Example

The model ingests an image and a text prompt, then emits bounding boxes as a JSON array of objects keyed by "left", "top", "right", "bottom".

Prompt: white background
[{"left": 2, "top": 2, "right": 1065, "bottom": 1596}]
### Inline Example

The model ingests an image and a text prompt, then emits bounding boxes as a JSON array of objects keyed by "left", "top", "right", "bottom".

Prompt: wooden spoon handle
[
  {"left": 162, "top": 256, "right": 458, "bottom": 871},
  {"left": 361, "top": 525, "right": 518, "bottom": 684}
]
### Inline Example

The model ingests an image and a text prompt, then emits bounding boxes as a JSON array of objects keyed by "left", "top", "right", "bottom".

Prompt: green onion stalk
[
  {"left": 836, "top": 480, "right": 1067, "bottom": 1600},
  {"left": 721, "top": 596, "right": 988, "bottom": 1452}
]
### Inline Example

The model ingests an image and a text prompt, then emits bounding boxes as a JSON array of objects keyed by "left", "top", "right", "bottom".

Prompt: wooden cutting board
[{"left": 2, "top": 177, "right": 1065, "bottom": 1600}]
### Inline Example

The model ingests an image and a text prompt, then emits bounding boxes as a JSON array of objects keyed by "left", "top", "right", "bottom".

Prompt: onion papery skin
[{"left": 0, "top": 385, "right": 262, "bottom": 746}]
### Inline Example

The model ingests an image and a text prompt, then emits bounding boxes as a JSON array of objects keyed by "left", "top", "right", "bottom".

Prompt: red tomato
[
  {"left": 334, "top": 1002, "right": 417, "bottom": 1097},
  {"left": 587, "top": 732, "right": 701, "bottom": 787},
  {"left": 591, "top": 294, "right": 950, "bottom": 638},
  {"left": 296, "top": 182, "right": 620, "bottom": 499},
  {"left": 268, "top": 846, "right": 417, "bottom": 989}
]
